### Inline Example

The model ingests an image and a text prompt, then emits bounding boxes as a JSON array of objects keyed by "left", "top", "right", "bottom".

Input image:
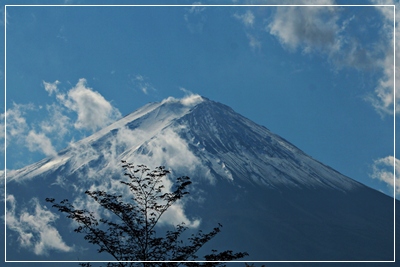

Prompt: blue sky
[{"left": 2, "top": 0, "right": 398, "bottom": 201}]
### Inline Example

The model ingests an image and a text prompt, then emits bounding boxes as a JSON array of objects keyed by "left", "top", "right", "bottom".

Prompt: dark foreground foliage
[{"left": 46, "top": 161, "right": 248, "bottom": 267}]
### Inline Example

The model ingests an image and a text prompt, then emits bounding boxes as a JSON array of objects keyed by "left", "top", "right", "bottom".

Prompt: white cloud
[
  {"left": 60, "top": 78, "right": 121, "bottom": 132},
  {"left": 267, "top": 4, "right": 340, "bottom": 54},
  {"left": 234, "top": 10, "right": 255, "bottom": 28},
  {"left": 265, "top": 3, "right": 397, "bottom": 117},
  {"left": 6, "top": 195, "right": 73, "bottom": 255},
  {"left": 3, "top": 103, "right": 33, "bottom": 138},
  {"left": 1, "top": 103, "right": 35, "bottom": 152},
  {"left": 39, "top": 103, "right": 71, "bottom": 139},
  {"left": 43, "top": 80, "right": 60, "bottom": 96},
  {"left": 163, "top": 90, "right": 204, "bottom": 107},
  {"left": 159, "top": 202, "right": 200, "bottom": 228},
  {"left": 26, "top": 130, "right": 57, "bottom": 157},
  {"left": 181, "top": 94, "right": 204, "bottom": 106},
  {"left": 371, "top": 156, "right": 400, "bottom": 196},
  {"left": 123, "top": 126, "right": 214, "bottom": 186},
  {"left": 2, "top": 101, "right": 71, "bottom": 160},
  {"left": 130, "top": 127, "right": 201, "bottom": 173},
  {"left": 64, "top": 140, "right": 100, "bottom": 179},
  {"left": 179, "top": 89, "right": 204, "bottom": 106},
  {"left": 367, "top": 51, "right": 398, "bottom": 116},
  {"left": 4, "top": 77, "right": 122, "bottom": 162},
  {"left": 366, "top": 1, "right": 399, "bottom": 116}
]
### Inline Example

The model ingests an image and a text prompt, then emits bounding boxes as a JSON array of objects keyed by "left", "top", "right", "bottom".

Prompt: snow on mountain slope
[
  {"left": 8, "top": 94, "right": 361, "bottom": 192},
  {"left": 7, "top": 95, "right": 203, "bottom": 182},
  {"left": 170, "top": 98, "right": 362, "bottom": 191}
]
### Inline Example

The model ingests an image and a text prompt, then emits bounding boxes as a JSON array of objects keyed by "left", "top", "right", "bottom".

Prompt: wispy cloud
[
  {"left": 241, "top": 2, "right": 397, "bottom": 117},
  {"left": 160, "top": 202, "right": 201, "bottom": 228},
  {"left": 233, "top": 9, "right": 262, "bottom": 50},
  {"left": 2, "top": 79, "right": 121, "bottom": 167},
  {"left": 40, "top": 103, "right": 71, "bottom": 139},
  {"left": 366, "top": 1, "right": 399, "bottom": 116},
  {"left": 6, "top": 195, "right": 73, "bottom": 255},
  {"left": 247, "top": 33, "right": 262, "bottom": 51},
  {"left": 43, "top": 80, "right": 60, "bottom": 96},
  {"left": 58, "top": 78, "right": 121, "bottom": 132},
  {"left": 162, "top": 91, "right": 205, "bottom": 108},
  {"left": 184, "top": 2, "right": 207, "bottom": 33},
  {"left": 370, "top": 156, "right": 400, "bottom": 197},
  {"left": 133, "top": 127, "right": 203, "bottom": 174},
  {"left": 56, "top": 26, "right": 67, "bottom": 42},
  {"left": 131, "top": 74, "right": 157, "bottom": 95},
  {"left": 267, "top": 3, "right": 339, "bottom": 54},
  {"left": 1, "top": 103, "right": 35, "bottom": 152},
  {"left": 1, "top": 102, "right": 67, "bottom": 162},
  {"left": 234, "top": 10, "right": 255, "bottom": 28},
  {"left": 44, "top": 78, "right": 121, "bottom": 133},
  {"left": 26, "top": 130, "right": 57, "bottom": 157}
]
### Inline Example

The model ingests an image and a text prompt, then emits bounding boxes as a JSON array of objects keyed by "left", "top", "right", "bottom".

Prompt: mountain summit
[
  {"left": 6, "top": 95, "right": 397, "bottom": 263},
  {"left": 9, "top": 95, "right": 360, "bottom": 191}
]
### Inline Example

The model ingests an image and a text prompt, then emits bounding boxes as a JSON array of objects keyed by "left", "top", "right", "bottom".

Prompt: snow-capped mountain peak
[{"left": 9, "top": 95, "right": 360, "bottom": 192}]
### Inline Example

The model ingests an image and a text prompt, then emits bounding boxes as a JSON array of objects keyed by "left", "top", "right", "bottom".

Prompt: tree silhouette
[{"left": 46, "top": 161, "right": 248, "bottom": 266}]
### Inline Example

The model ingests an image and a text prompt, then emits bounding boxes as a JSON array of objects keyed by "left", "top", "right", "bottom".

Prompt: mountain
[{"left": 5, "top": 95, "right": 397, "bottom": 265}]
